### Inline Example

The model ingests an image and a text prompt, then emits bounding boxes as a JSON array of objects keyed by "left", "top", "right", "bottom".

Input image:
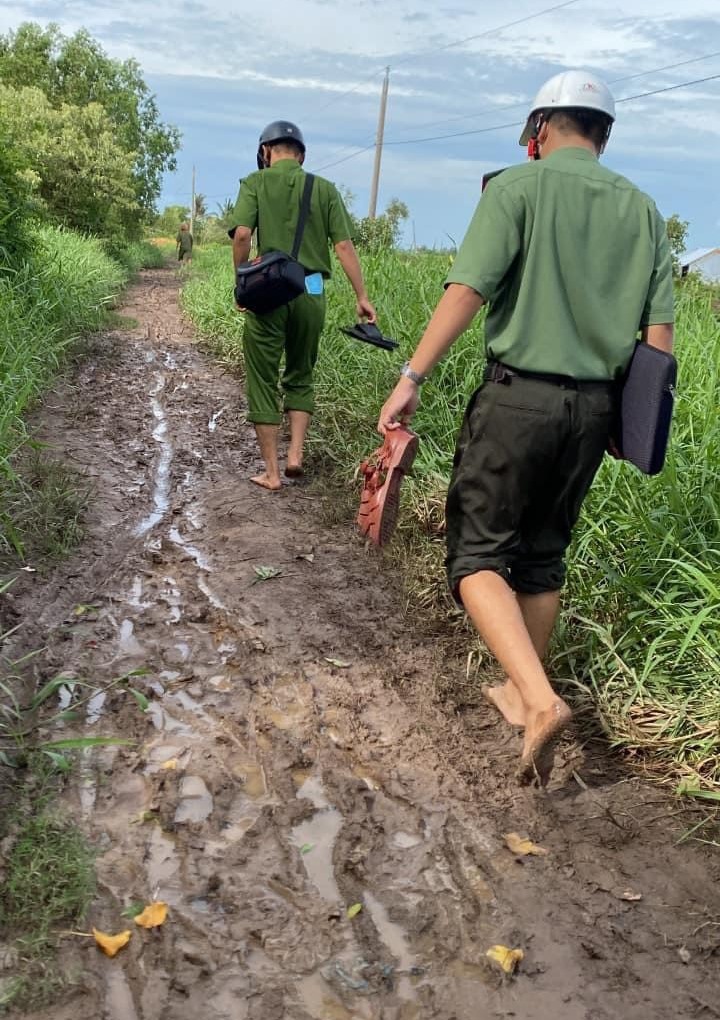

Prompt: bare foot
[
  {"left": 250, "top": 473, "right": 281, "bottom": 491},
  {"left": 285, "top": 464, "right": 305, "bottom": 479},
  {"left": 482, "top": 682, "right": 526, "bottom": 727},
  {"left": 518, "top": 697, "right": 572, "bottom": 787}
]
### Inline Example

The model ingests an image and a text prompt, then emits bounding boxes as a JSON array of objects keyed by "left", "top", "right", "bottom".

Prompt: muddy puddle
[{"left": 4, "top": 266, "right": 719, "bottom": 1020}]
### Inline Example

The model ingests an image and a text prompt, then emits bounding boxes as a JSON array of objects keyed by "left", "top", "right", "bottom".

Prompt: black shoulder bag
[
  {"left": 234, "top": 173, "right": 315, "bottom": 315},
  {"left": 614, "top": 341, "right": 677, "bottom": 475}
]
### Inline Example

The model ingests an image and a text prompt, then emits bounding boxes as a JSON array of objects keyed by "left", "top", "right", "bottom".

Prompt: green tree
[
  {"left": 0, "top": 85, "right": 139, "bottom": 237},
  {"left": 153, "top": 205, "right": 191, "bottom": 237},
  {"left": 665, "top": 212, "right": 689, "bottom": 277},
  {"left": 0, "top": 119, "right": 33, "bottom": 265},
  {"left": 350, "top": 197, "right": 410, "bottom": 252},
  {"left": 0, "top": 22, "right": 180, "bottom": 215},
  {"left": 193, "top": 193, "right": 207, "bottom": 219}
]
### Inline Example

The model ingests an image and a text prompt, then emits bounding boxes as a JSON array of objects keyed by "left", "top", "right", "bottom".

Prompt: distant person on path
[
  {"left": 377, "top": 71, "right": 675, "bottom": 785},
  {"left": 176, "top": 222, "right": 193, "bottom": 263},
  {"left": 229, "top": 120, "right": 376, "bottom": 491}
]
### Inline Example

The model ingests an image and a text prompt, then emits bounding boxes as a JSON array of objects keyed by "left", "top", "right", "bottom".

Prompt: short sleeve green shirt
[
  {"left": 230, "top": 159, "right": 353, "bottom": 277},
  {"left": 446, "top": 147, "right": 675, "bottom": 379}
]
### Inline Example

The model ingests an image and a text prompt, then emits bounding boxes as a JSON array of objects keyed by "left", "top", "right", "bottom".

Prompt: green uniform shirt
[
  {"left": 176, "top": 230, "right": 193, "bottom": 252},
  {"left": 230, "top": 159, "right": 353, "bottom": 277},
  {"left": 446, "top": 147, "right": 675, "bottom": 380}
]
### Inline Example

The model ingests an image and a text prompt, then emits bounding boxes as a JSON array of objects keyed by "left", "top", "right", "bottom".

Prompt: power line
[
  {"left": 314, "top": 70, "right": 720, "bottom": 171},
  {"left": 304, "top": 0, "right": 583, "bottom": 124},
  {"left": 616, "top": 71, "right": 720, "bottom": 105},
  {"left": 385, "top": 71, "right": 720, "bottom": 145},
  {"left": 391, "top": 0, "right": 583, "bottom": 68},
  {"left": 315, "top": 143, "right": 376, "bottom": 173},
  {"left": 388, "top": 48, "right": 720, "bottom": 137},
  {"left": 310, "top": 68, "right": 387, "bottom": 118}
]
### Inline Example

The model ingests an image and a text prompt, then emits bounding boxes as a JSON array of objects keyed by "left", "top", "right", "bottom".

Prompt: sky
[{"left": 1, "top": 0, "right": 719, "bottom": 250}]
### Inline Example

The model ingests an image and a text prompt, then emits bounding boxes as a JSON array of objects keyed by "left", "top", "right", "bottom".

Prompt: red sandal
[{"left": 357, "top": 427, "right": 419, "bottom": 546}]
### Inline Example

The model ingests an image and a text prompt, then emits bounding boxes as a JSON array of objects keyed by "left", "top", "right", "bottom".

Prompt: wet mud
[{"left": 3, "top": 267, "right": 719, "bottom": 1019}]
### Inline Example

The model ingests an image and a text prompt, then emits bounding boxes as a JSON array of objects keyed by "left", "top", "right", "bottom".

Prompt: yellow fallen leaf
[
  {"left": 486, "top": 944, "right": 524, "bottom": 975},
  {"left": 346, "top": 903, "right": 363, "bottom": 919},
  {"left": 93, "top": 928, "right": 132, "bottom": 957},
  {"left": 161, "top": 758, "right": 178, "bottom": 770},
  {"left": 134, "top": 902, "right": 168, "bottom": 928},
  {"left": 504, "top": 832, "right": 549, "bottom": 857}
]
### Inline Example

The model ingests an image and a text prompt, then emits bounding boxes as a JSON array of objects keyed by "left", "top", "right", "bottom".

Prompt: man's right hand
[
  {"left": 357, "top": 295, "right": 377, "bottom": 323},
  {"left": 377, "top": 377, "right": 420, "bottom": 435}
]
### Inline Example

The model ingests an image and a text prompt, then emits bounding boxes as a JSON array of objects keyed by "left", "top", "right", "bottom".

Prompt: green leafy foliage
[
  {"left": 0, "top": 22, "right": 180, "bottom": 218},
  {"left": 351, "top": 197, "right": 410, "bottom": 252},
  {"left": 153, "top": 204, "right": 191, "bottom": 237},
  {"left": 0, "top": 121, "right": 33, "bottom": 266},
  {"left": 0, "top": 84, "right": 140, "bottom": 237},
  {"left": 666, "top": 212, "right": 689, "bottom": 277}
]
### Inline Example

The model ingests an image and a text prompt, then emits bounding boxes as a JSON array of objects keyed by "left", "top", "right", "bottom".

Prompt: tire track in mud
[{"left": 6, "top": 267, "right": 720, "bottom": 1020}]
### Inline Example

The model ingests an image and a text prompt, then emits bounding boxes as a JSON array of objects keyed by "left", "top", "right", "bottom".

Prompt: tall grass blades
[
  {"left": 183, "top": 248, "right": 720, "bottom": 790},
  {"left": 0, "top": 225, "right": 127, "bottom": 557}
]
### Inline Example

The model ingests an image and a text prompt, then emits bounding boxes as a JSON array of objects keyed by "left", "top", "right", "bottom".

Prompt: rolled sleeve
[
  {"left": 640, "top": 209, "right": 675, "bottom": 326},
  {"left": 327, "top": 185, "right": 353, "bottom": 244},
  {"left": 228, "top": 176, "right": 259, "bottom": 239},
  {"left": 445, "top": 181, "right": 522, "bottom": 301}
]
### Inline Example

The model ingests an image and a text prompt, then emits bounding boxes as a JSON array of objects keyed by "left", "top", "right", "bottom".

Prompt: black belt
[{"left": 484, "top": 360, "right": 613, "bottom": 391}]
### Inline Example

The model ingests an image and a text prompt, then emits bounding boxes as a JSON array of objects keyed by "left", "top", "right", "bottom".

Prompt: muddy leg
[
  {"left": 459, "top": 571, "right": 570, "bottom": 782},
  {"left": 251, "top": 424, "right": 282, "bottom": 490},
  {"left": 484, "top": 590, "right": 561, "bottom": 727},
  {"left": 286, "top": 410, "right": 310, "bottom": 476}
]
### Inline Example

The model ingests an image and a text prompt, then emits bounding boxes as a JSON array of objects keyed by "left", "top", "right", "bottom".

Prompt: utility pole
[
  {"left": 368, "top": 67, "right": 390, "bottom": 219},
  {"left": 190, "top": 164, "right": 196, "bottom": 236}
]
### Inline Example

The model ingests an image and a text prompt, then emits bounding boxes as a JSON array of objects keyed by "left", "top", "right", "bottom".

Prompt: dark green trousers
[
  {"left": 446, "top": 375, "right": 616, "bottom": 599},
  {"left": 242, "top": 292, "right": 326, "bottom": 425}
]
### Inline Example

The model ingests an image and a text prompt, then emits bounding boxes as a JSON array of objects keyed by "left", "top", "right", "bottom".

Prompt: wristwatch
[{"left": 400, "top": 361, "right": 428, "bottom": 386}]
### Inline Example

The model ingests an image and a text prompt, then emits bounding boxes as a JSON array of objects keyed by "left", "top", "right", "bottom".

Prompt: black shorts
[{"left": 446, "top": 374, "right": 616, "bottom": 600}]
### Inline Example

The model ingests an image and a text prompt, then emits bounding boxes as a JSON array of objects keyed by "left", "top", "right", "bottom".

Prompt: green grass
[
  {"left": 183, "top": 246, "right": 720, "bottom": 791},
  {"left": 0, "top": 226, "right": 164, "bottom": 562},
  {"left": 0, "top": 800, "right": 96, "bottom": 1013}
]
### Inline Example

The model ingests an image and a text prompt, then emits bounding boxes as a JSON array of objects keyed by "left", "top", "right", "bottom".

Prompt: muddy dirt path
[{"left": 4, "top": 267, "right": 719, "bottom": 1020}]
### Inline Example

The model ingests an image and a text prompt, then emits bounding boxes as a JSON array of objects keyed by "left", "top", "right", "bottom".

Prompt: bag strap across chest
[{"left": 290, "top": 173, "right": 315, "bottom": 261}]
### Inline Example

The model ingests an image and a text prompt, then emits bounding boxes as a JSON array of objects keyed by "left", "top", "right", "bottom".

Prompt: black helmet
[{"left": 256, "top": 120, "right": 306, "bottom": 169}]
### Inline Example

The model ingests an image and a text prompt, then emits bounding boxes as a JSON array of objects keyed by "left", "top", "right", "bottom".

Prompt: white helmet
[{"left": 519, "top": 70, "right": 615, "bottom": 145}]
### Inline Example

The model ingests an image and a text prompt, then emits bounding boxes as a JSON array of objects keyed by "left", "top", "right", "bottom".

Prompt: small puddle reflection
[
  {"left": 198, "top": 575, "right": 227, "bottom": 610},
  {"left": 168, "top": 525, "right": 212, "bottom": 572},
  {"left": 86, "top": 691, "right": 107, "bottom": 724},
  {"left": 365, "top": 891, "right": 416, "bottom": 1001},
  {"left": 174, "top": 774, "right": 213, "bottom": 823},
  {"left": 134, "top": 374, "right": 172, "bottom": 537},
  {"left": 127, "top": 575, "right": 152, "bottom": 609},
  {"left": 146, "top": 825, "right": 181, "bottom": 903},
  {"left": 118, "top": 618, "right": 144, "bottom": 657},
  {"left": 147, "top": 701, "right": 194, "bottom": 736},
  {"left": 291, "top": 775, "right": 343, "bottom": 904},
  {"left": 208, "top": 407, "right": 226, "bottom": 432},
  {"left": 392, "top": 831, "right": 423, "bottom": 850}
]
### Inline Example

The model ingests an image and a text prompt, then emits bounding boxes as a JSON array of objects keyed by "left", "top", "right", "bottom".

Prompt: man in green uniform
[
  {"left": 176, "top": 222, "right": 193, "bottom": 262},
  {"left": 229, "top": 120, "right": 376, "bottom": 490},
  {"left": 377, "top": 71, "right": 674, "bottom": 784}
]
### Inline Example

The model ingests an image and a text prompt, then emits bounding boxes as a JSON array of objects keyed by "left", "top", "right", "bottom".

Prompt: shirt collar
[
  {"left": 269, "top": 158, "right": 302, "bottom": 172},
  {"left": 544, "top": 146, "right": 598, "bottom": 164}
]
